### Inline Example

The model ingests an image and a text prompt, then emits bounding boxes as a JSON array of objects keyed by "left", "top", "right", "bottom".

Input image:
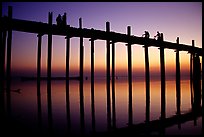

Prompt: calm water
[{"left": 0, "top": 77, "right": 202, "bottom": 136}]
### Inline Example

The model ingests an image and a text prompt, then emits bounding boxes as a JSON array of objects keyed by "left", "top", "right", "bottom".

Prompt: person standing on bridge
[
  {"left": 62, "top": 12, "right": 67, "bottom": 27},
  {"left": 154, "top": 31, "right": 161, "bottom": 40},
  {"left": 56, "top": 14, "right": 62, "bottom": 26},
  {"left": 142, "top": 31, "right": 150, "bottom": 38}
]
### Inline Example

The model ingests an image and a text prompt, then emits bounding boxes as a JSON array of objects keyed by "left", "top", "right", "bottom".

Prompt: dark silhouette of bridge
[{"left": 0, "top": 5, "right": 203, "bottom": 137}]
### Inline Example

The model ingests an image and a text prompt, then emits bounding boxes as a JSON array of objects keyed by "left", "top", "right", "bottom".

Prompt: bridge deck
[{"left": 1, "top": 16, "right": 202, "bottom": 56}]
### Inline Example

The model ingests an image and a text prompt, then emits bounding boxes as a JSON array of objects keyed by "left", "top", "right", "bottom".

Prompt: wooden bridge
[
  {"left": 0, "top": 6, "right": 202, "bottom": 82},
  {"left": 0, "top": 5, "right": 203, "bottom": 136}
]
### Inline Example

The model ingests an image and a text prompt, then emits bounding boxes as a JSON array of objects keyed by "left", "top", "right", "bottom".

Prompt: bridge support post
[
  {"left": 160, "top": 33, "right": 166, "bottom": 120},
  {"left": 47, "top": 12, "right": 53, "bottom": 135},
  {"left": 90, "top": 38, "right": 94, "bottom": 85},
  {"left": 79, "top": 18, "right": 84, "bottom": 81},
  {"left": 0, "top": 2, "right": 5, "bottom": 121},
  {"left": 1, "top": 31, "right": 6, "bottom": 81},
  {"left": 190, "top": 40, "right": 195, "bottom": 107},
  {"left": 65, "top": 36, "right": 71, "bottom": 131},
  {"left": 106, "top": 22, "right": 111, "bottom": 81},
  {"left": 176, "top": 37, "right": 181, "bottom": 129},
  {"left": 37, "top": 34, "right": 42, "bottom": 81},
  {"left": 193, "top": 54, "right": 201, "bottom": 109},
  {"left": 106, "top": 21, "right": 111, "bottom": 130},
  {"left": 65, "top": 36, "right": 70, "bottom": 80},
  {"left": 159, "top": 33, "right": 166, "bottom": 135},
  {"left": 47, "top": 12, "right": 53, "bottom": 80},
  {"left": 112, "top": 41, "right": 116, "bottom": 128},
  {"left": 127, "top": 26, "right": 133, "bottom": 126},
  {"left": 144, "top": 42, "right": 150, "bottom": 124},
  {"left": 90, "top": 38, "right": 95, "bottom": 131},
  {"left": 6, "top": 6, "right": 12, "bottom": 82},
  {"left": 5, "top": 6, "right": 12, "bottom": 118}
]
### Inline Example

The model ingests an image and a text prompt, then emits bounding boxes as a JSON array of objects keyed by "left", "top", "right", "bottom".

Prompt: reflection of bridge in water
[{"left": 0, "top": 6, "right": 203, "bottom": 136}]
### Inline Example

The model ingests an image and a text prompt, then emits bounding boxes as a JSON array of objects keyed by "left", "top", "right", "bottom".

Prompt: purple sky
[{"left": 2, "top": 2, "right": 202, "bottom": 77}]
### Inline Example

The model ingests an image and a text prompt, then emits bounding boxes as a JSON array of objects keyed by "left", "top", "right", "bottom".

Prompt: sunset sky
[{"left": 2, "top": 2, "right": 202, "bottom": 78}]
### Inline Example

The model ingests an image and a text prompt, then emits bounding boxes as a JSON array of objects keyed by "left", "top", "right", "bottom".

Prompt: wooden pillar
[
  {"left": 47, "top": 12, "right": 53, "bottom": 135},
  {"left": 190, "top": 40, "right": 194, "bottom": 107},
  {"left": 37, "top": 34, "right": 42, "bottom": 81},
  {"left": 79, "top": 18, "right": 84, "bottom": 81},
  {"left": 6, "top": 6, "right": 12, "bottom": 81},
  {"left": 0, "top": 2, "right": 5, "bottom": 119},
  {"left": 65, "top": 35, "right": 71, "bottom": 131},
  {"left": 90, "top": 38, "right": 95, "bottom": 132},
  {"left": 193, "top": 54, "right": 201, "bottom": 109},
  {"left": 2, "top": 31, "right": 7, "bottom": 80},
  {"left": 47, "top": 12, "right": 52, "bottom": 80},
  {"left": 144, "top": 41, "right": 150, "bottom": 123},
  {"left": 112, "top": 41, "right": 116, "bottom": 128},
  {"left": 0, "top": 2, "right": 3, "bottom": 81},
  {"left": 79, "top": 19, "right": 85, "bottom": 132},
  {"left": 79, "top": 18, "right": 85, "bottom": 134},
  {"left": 106, "top": 21, "right": 111, "bottom": 130},
  {"left": 160, "top": 33, "right": 166, "bottom": 120},
  {"left": 65, "top": 36, "right": 70, "bottom": 80},
  {"left": 176, "top": 37, "right": 181, "bottom": 115},
  {"left": 176, "top": 37, "right": 181, "bottom": 129},
  {"left": 90, "top": 38, "right": 94, "bottom": 84},
  {"left": 6, "top": 6, "right": 12, "bottom": 118},
  {"left": 106, "top": 22, "right": 111, "bottom": 81},
  {"left": 37, "top": 33, "right": 42, "bottom": 132},
  {"left": 127, "top": 26, "right": 132, "bottom": 89},
  {"left": 127, "top": 26, "right": 133, "bottom": 126}
]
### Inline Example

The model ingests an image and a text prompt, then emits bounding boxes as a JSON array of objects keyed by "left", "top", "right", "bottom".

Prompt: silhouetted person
[
  {"left": 56, "top": 14, "right": 62, "bottom": 26},
  {"left": 62, "top": 12, "right": 67, "bottom": 27},
  {"left": 154, "top": 31, "right": 161, "bottom": 40},
  {"left": 142, "top": 31, "right": 150, "bottom": 38}
]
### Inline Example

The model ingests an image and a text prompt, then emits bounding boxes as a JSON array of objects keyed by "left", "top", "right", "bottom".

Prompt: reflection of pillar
[
  {"left": 37, "top": 80, "right": 42, "bottom": 133},
  {"left": 47, "top": 80, "right": 53, "bottom": 135},
  {"left": 127, "top": 26, "right": 133, "bottom": 126},
  {"left": 79, "top": 80, "right": 85, "bottom": 134},
  {"left": 144, "top": 43, "right": 150, "bottom": 123},
  {"left": 79, "top": 18, "right": 84, "bottom": 81},
  {"left": 176, "top": 37, "right": 181, "bottom": 129},
  {"left": 106, "top": 22, "right": 111, "bottom": 130},
  {"left": 112, "top": 41, "right": 116, "bottom": 128},
  {"left": 37, "top": 34, "right": 42, "bottom": 81},
  {"left": 47, "top": 12, "right": 52, "bottom": 80},
  {"left": 90, "top": 38, "right": 95, "bottom": 132}
]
